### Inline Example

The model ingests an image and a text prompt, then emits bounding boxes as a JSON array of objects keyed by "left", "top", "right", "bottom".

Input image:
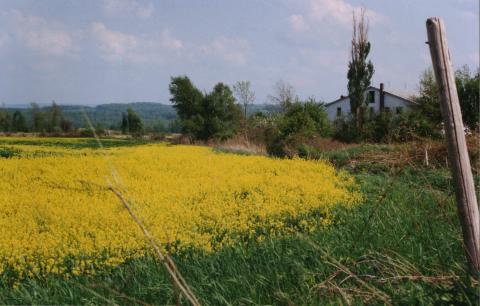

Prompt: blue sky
[{"left": 0, "top": 0, "right": 477, "bottom": 105}]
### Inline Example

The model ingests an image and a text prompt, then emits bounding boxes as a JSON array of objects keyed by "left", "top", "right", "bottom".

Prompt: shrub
[
  {"left": 263, "top": 100, "right": 332, "bottom": 157},
  {"left": 334, "top": 111, "right": 441, "bottom": 143}
]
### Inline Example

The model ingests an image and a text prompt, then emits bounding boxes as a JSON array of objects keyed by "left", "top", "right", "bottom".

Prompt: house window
[
  {"left": 368, "top": 91, "right": 375, "bottom": 103},
  {"left": 336, "top": 107, "right": 342, "bottom": 117},
  {"left": 396, "top": 107, "right": 403, "bottom": 114}
]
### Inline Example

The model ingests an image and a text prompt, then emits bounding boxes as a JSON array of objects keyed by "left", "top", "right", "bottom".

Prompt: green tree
[
  {"left": 152, "top": 120, "right": 166, "bottom": 133},
  {"left": 49, "top": 101, "right": 62, "bottom": 132},
  {"left": 0, "top": 109, "right": 11, "bottom": 132},
  {"left": 60, "top": 118, "right": 73, "bottom": 132},
  {"left": 169, "top": 76, "right": 203, "bottom": 125},
  {"left": 456, "top": 65, "right": 479, "bottom": 129},
  {"left": 169, "top": 76, "right": 242, "bottom": 140},
  {"left": 201, "top": 82, "right": 242, "bottom": 140},
  {"left": 121, "top": 112, "right": 129, "bottom": 134},
  {"left": 414, "top": 69, "right": 442, "bottom": 125},
  {"left": 266, "top": 99, "right": 332, "bottom": 157},
  {"left": 126, "top": 108, "right": 143, "bottom": 134},
  {"left": 11, "top": 110, "right": 27, "bottom": 132},
  {"left": 414, "top": 66, "right": 479, "bottom": 130},
  {"left": 31, "top": 103, "right": 47, "bottom": 132},
  {"left": 279, "top": 99, "right": 331, "bottom": 137},
  {"left": 347, "top": 9, "right": 374, "bottom": 126}
]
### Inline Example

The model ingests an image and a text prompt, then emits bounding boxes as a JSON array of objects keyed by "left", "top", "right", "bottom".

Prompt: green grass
[
  {"left": 298, "top": 143, "right": 393, "bottom": 167},
  {"left": 0, "top": 137, "right": 150, "bottom": 149},
  {"left": 1, "top": 161, "right": 477, "bottom": 305},
  {"left": 0, "top": 147, "right": 21, "bottom": 158}
]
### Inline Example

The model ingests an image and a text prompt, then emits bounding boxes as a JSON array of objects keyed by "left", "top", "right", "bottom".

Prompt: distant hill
[{"left": 2, "top": 102, "right": 280, "bottom": 130}]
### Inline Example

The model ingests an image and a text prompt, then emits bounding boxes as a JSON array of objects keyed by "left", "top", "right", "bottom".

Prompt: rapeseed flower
[{"left": 0, "top": 138, "right": 361, "bottom": 279}]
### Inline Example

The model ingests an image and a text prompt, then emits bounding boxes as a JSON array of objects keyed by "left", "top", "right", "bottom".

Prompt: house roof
[{"left": 324, "top": 86, "right": 415, "bottom": 107}]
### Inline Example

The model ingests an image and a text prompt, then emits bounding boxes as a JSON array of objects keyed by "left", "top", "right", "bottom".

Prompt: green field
[{"left": 0, "top": 137, "right": 477, "bottom": 305}]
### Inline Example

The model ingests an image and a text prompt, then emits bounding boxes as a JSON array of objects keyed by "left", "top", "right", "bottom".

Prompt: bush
[
  {"left": 264, "top": 100, "right": 332, "bottom": 157},
  {"left": 334, "top": 111, "right": 441, "bottom": 143}
]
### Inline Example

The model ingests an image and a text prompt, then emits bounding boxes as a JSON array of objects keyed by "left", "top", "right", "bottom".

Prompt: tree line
[{"left": 0, "top": 102, "right": 73, "bottom": 133}]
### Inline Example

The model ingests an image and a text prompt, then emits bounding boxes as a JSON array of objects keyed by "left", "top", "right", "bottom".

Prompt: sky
[{"left": 0, "top": 0, "right": 477, "bottom": 105}]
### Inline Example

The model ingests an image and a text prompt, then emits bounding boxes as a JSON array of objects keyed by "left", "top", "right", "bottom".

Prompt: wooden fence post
[{"left": 426, "top": 17, "right": 480, "bottom": 276}]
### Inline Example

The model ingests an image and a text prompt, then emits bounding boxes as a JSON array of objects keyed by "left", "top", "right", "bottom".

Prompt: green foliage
[
  {"left": 127, "top": 108, "right": 143, "bottom": 134},
  {"left": 120, "top": 108, "right": 144, "bottom": 135},
  {"left": 169, "top": 76, "right": 242, "bottom": 140},
  {"left": 456, "top": 65, "right": 479, "bottom": 129},
  {"left": 31, "top": 103, "right": 47, "bottom": 132},
  {"left": 334, "top": 111, "right": 440, "bottom": 143},
  {"left": 333, "top": 114, "right": 361, "bottom": 143},
  {"left": 49, "top": 101, "right": 62, "bottom": 133},
  {"left": 59, "top": 118, "right": 73, "bottom": 132},
  {"left": 414, "top": 66, "right": 479, "bottom": 130},
  {"left": 347, "top": 11, "right": 374, "bottom": 124},
  {"left": 0, "top": 147, "right": 21, "bottom": 158},
  {"left": 11, "top": 111, "right": 27, "bottom": 132},
  {"left": 0, "top": 137, "right": 149, "bottom": 149},
  {"left": 413, "top": 69, "right": 442, "bottom": 126},
  {"left": 0, "top": 110, "right": 11, "bottom": 132},
  {"left": 94, "top": 123, "right": 105, "bottom": 136},
  {"left": 265, "top": 100, "right": 332, "bottom": 157},
  {"left": 169, "top": 76, "right": 203, "bottom": 122},
  {"left": 279, "top": 100, "right": 332, "bottom": 137}
]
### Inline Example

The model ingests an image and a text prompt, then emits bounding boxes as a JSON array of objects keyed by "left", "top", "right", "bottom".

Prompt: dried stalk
[
  {"left": 109, "top": 186, "right": 200, "bottom": 306},
  {"left": 81, "top": 108, "right": 200, "bottom": 305}
]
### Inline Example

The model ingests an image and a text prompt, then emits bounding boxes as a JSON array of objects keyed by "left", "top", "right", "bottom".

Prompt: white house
[{"left": 324, "top": 83, "right": 415, "bottom": 121}]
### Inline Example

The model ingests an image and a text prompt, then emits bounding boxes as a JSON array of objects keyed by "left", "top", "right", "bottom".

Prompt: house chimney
[{"left": 379, "top": 83, "right": 385, "bottom": 112}]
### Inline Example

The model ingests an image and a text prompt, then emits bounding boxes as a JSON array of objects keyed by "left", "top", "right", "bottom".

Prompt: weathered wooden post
[{"left": 426, "top": 17, "right": 480, "bottom": 276}]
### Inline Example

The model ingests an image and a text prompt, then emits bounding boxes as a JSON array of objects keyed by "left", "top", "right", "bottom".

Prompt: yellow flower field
[{"left": 0, "top": 137, "right": 361, "bottom": 279}]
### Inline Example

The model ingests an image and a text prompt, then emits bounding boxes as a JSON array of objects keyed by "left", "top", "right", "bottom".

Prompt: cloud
[
  {"left": 289, "top": 0, "right": 385, "bottom": 32},
  {"left": 288, "top": 14, "right": 310, "bottom": 32},
  {"left": 102, "top": 0, "right": 154, "bottom": 19},
  {"left": 91, "top": 22, "right": 247, "bottom": 66},
  {"left": 4, "top": 10, "right": 77, "bottom": 56},
  {"left": 91, "top": 22, "right": 182, "bottom": 63},
  {"left": 200, "top": 37, "right": 250, "bottom": 65}
]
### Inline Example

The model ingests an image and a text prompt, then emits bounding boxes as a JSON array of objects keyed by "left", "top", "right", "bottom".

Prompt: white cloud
[
  {"left": 289, "top": 0, "right": 385, "bottom": 32},
  {"left": 4, "top": 10, "right": 77, "bottom": 56},
  {"left": 102, "top": 0, "right": 154, "bottom": 19},
  {"left": 159, "top": 30, "right": 183, "bottom": 50},
  {"left": 91, "top": 22, "right": 182, "bottom": 63},
  {"left": 200, "top": 37, "right": 250, "bottom": 65},
  {"left": 288, "top": 14, "right": 310, "bottom": 32},
  {"left": 91, "top": 22, "right": 138, "bottom": 61}
]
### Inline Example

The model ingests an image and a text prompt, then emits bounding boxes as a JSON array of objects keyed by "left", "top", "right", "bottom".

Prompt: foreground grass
[{"left": 1, "top": 164, "right": 477, "bottom": 305}]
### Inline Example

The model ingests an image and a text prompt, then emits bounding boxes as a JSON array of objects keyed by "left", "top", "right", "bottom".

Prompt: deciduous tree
[
  {"left": 347, "top": 8, "right": 374, "bottom": 127},
  {"left": 233, "top": 81, "right": 255, "bottom": 118}
]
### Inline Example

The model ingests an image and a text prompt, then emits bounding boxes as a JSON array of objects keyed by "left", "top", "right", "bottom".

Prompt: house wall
[
  {"left": 325, "top": 97, "right": 351, "bottom": 120},
  {"left": 325, "top": 88, "right": 412, "bottom": 121}
]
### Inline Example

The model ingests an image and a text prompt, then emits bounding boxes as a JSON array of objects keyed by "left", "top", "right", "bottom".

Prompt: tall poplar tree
[{"left": 347, "top": 8, "right": 374, "bottom": 127}]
